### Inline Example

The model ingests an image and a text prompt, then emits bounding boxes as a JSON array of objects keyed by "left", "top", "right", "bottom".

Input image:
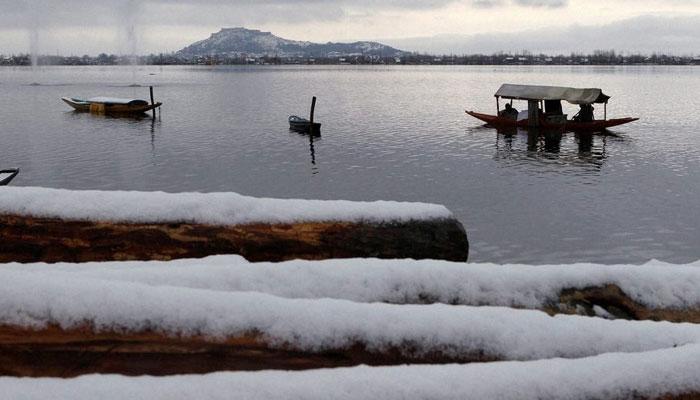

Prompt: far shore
[{"left": 3, "top": 52, "right": 699, "bottom": 67}]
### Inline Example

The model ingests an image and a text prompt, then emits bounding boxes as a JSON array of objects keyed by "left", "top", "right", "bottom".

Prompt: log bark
[
  {"left": 552, "top": 284, "right": 700, "bottom": 323},
  {"left": 0, "top": 214, "right": 468, "bottom": 263},
  {"left": 0, "top": 324, "right": 492, "bottom": 378},
  {"left": 1, "top": 325, "right": 699, "bottom": 400}
]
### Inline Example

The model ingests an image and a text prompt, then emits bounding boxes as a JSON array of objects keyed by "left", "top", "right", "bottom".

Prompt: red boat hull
[{"left": 466, "top": 111, "right": 638, "bottom": 132}]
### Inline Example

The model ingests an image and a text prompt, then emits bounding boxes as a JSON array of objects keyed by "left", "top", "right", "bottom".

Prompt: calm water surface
[{"left": 1, "top": 65, "right": 699, "bottom": 264}]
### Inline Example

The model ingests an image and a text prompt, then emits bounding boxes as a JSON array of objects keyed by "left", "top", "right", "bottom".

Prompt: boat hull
[
  {"left": 0, "top": 169, "right": 19, "bottom": 186},
  {"left": 466, "top": 111, "right": 638, "bottom": 132},
  {"left": 62, "top": 97, "right": 162, "bottom": 115},
  {"left": 61, "top": 97, "right": 90, "bottom": 112},
  {"left": 289, "top": 116, "right": 321, "bottom": 135}
]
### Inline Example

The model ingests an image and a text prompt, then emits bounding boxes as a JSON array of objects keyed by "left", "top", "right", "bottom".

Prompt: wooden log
[
  {"left": 0, "top": 214, "right": 468, "bottom": 263},
  {"left": 2, "top": 323, "right": 700, "bottom": 397},
  {"left": 0, "top": 324, "right": 493, "bottom": 378},
  {"left": 656, "top": 395, "right": 700, "bottom": 400},
  {"left": 552, "top": 284, "right": 700, "bottom": 323},
  {"left": 389, "top": 284, "right": 700, "bottom": 323},
  {"left": 374, "top": 283, "right": 700, "bottom": 324}
]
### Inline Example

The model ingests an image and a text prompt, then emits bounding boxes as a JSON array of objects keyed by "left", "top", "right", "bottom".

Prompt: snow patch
[
  {"left": 593, "top": 305, "right": 616, "bottom": 320},
  {"left": 87, "top": 97, "right": 141, "bottom": 104},
  {"left": 0, "top": 187, "right": 452, "bottom": 225},
  {"left": 10, "top": 256, "right": 700, "bottom": 310}
]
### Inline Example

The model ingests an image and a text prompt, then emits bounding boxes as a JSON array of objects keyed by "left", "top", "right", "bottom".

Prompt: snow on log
[
  {"left": 8, "top": 256, "right": 700, "bottom": 322},
  {"left": 0, "top": 187, "right": 468, "bottom": 262},
  {"left": 1, "top": 269, "right": 700, "bottom": 376},
  {"left": 1, "top": 345, "right": 699, "bottom": 399}
]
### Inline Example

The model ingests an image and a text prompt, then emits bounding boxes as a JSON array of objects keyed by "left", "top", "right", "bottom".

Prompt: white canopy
[{"left": 495, "top": 84, "right": 610, "bottom": 105}]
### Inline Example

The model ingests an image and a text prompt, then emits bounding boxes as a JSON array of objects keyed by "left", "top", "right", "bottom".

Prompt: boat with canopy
[{"left": 466, "top": 84, "right": 638, "bottom": 132}]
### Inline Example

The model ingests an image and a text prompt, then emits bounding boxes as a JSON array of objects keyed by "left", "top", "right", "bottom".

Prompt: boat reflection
[
  {"left": 64, "top": 109, "right": 159, "bottom": 121},
  {"left": 494, "top": 127, "right": 613, "bottom": 169},
  {"left": 62, "top": 109, "right": 161, "bottom": 151}
]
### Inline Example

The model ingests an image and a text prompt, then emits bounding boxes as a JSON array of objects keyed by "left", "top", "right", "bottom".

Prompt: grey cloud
[
  {"left": 1, "top": 0, "right": 698, "bottom": 55},
  {"left": 1, "top": 0, "right": 573, "bottom": 31},
  {"left": 384, "top": 14, "right": 700, "bottom": 55},
  {"left": 471, "top": 0, "right": 566, "bottom": 8},
  {"left": 0, "top": 0, "right": 459, "bottom": 30},
  {"left": 513, "top": 0, "right": 567, "bottom": 7},
  {"left": 471, "top": 0, "right": 505, "bottom": 8}
]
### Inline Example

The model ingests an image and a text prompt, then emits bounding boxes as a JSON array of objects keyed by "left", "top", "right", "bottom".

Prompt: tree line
[{"left": 2, "top": 50, "right": 698, "bottom": 66}]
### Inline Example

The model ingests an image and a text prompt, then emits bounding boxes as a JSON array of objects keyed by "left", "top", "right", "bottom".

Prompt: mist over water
[
  {"left": 123, "top": 0, "right": 140, "bottom": 85},
  {"left": 29, "top": 29, "right": 38, "bottom": 70},
  {"left": 26, "top": 0, "right": 41, "bottom": 83}
]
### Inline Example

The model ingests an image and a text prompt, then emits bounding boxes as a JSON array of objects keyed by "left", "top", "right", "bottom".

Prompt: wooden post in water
[
  {"left": 604, "top": 102, "right": 607, "bottom": 121},
  {"left": 527, "top": 100, "right": 540, "bottom": 127},
  {"left": 309, "top": 96, "right": 317, "bottom": 135},
  {"left": 149, "top": 86, "right": 156, "bottom": 119}
]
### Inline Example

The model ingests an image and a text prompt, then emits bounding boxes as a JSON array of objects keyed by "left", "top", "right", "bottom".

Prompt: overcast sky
[{"left": 1, "top": 0, "right": 699, "bottom": 55}]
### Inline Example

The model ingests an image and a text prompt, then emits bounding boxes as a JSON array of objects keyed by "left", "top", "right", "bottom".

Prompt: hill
[{"left": 177, "top": 28, "right": 407, "bottom": 58}]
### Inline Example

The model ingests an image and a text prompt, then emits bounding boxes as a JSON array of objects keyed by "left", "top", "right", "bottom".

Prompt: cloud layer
[
  {"left": 385, "top": 15, "right": 700, "bottom": 55},
  {"left": 0, "top": 0, "right": 698, "bottom": 55}
]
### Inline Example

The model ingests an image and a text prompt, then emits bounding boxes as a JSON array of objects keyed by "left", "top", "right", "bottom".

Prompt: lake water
[{"left": 1, "top": 65, "right": 699, "bottom": 264}]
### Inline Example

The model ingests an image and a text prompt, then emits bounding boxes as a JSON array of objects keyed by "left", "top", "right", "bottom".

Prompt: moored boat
[
  {"left": 62, "top": 97, "right": 162, "bottom": 115},
  {"left": 0, "top": 168, "right": 19, "bottom": 186},
  {"left": 466, "top": 84, "right": 638, "bottom": 133},
  {"left": 289, "top": 115, "right": 321, "bottom": 135},
  {"left": 466, "top": 111, "right": 639, "bottom": 132}
]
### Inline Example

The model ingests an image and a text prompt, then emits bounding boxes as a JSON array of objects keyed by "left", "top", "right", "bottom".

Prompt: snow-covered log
[
  {"left": 8, "top": 256, "right": 700, "bottom": 322},
  {"left": 0, "top": 187, "right": 468, "bottom": 262},
  {"left": 1, "top": 269, "right": 700, "bottom": 376},
  {"left": 1, "top": 346, "right": 699, "bottom": 399}
]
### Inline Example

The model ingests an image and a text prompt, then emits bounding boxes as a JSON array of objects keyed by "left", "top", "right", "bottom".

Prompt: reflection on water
[
  {"left": 494, "top": 128, "right": 609, "bottom": 169},
  {"left": 308, "top": 134, "right": 319, "bottom": 174},
  {"left": 289, "top": 128, "right": 320, "bottom": 175},
  {"left": 2, "top": 65, "right": 700, "bottom": 265}
]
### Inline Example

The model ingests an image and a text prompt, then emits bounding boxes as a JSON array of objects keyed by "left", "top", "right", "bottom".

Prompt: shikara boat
[
  {"left": 62, "top": 97, "right": 162, "bottom": 115},
  {"left": 0, "top": 168, "right": 19, "bottom": 186},
  {"left": 466, "top": 84, "right": 638, "bottom": 132},
  {"left": 289, "top": 115, "right": 321, "bottom": 135}
]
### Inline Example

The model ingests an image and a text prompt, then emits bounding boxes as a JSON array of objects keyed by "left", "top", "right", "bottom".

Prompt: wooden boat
[
  {"left": 62, "top": 97, "right": 162, "bottom": 115},
  {"left": 466, "top": 111, "right": 639, "bottom": 132},
  {"left": 289, "top": 115, "right": 321, "bottom": 135},
  {"left": 466, "top": 84, "right": 638, "bottom": 133},
  {"left": 0, "top": 168, "right": 19, "bottom": 186}
]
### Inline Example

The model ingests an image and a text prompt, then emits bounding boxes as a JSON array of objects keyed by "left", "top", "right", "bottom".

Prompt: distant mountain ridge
[{"left": 177, "top": 28, "right": 407, "bottom": 58}]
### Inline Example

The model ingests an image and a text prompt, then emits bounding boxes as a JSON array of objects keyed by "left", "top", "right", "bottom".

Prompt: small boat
[
  {"left": 62, "top": 97, "right": 162, "bottom": 115},
  {"left": 289, "top": 115, "right": 321, "bottom": 135},
  {"left": 0, "top": 168, "right": 19, "bottom": 186},
  {"left": 466, "top": 84, "right": 638, "bottom": 133}
]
